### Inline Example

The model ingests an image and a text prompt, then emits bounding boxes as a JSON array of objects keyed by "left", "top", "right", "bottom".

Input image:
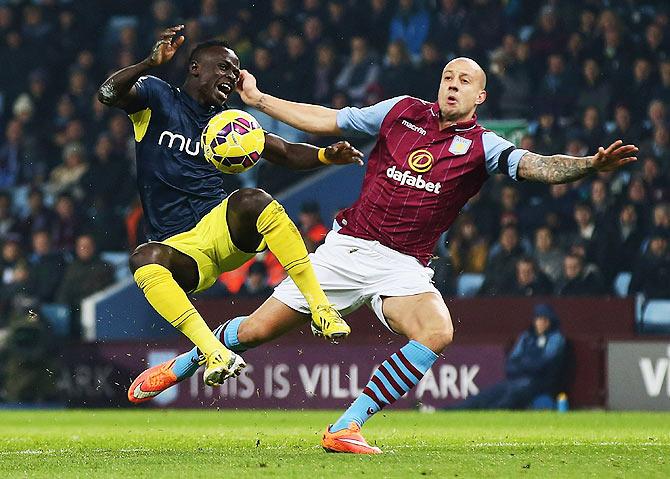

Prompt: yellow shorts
[{"left": 160, "top": 198, "right": 258, "bottom": 293}]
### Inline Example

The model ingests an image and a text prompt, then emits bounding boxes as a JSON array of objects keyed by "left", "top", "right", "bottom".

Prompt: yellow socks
[
  {"left": 256, "top": 200, "right": 329, "bottom": 310},
  {"left": 133, "top": 264, "right": 224, "bottom": 356}
]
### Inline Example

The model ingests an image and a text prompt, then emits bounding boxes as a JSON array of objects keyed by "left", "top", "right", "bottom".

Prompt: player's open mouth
[
  {"left": 447, "top": 95, "right": 458, "bottom": 105},
  {"left": 217, "top": 82, "right": 233, "bottom": 95}
]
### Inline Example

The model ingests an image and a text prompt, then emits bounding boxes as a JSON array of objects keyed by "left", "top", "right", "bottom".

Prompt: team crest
[
  {"left": 407, "top": 149, "right": 434, "bottom": 173},
  {"left": 448, "top": 135, "right": 472, "bottom": 155}
]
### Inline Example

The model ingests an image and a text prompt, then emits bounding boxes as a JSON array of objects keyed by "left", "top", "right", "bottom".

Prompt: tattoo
[
  {"left": 517, "top": 152, "right": 596, "bottom": 184},
  {"left": 98, "top": 79, "right": 117, "bottom": 104},
  {"left": 256, "top": 94, "right": 267, "bottom": 112}
]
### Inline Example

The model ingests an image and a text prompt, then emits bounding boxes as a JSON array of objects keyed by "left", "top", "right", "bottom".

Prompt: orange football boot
[
  {"left": 321, "top": 422, "right": 382, "bottom": 454},
  {"left": 128, "top": 359, "right": 181, "bottom": 404}
]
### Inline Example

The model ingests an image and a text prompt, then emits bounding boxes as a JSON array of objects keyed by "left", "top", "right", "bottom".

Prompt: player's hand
[
  {"left": 324, "top": 141, "right": 364, "bottom": 166},
  {"left": 236, "top": 69, "right": 263, "bottom": 105},
  {"left": 591, "top": 140, "right": 638, "bottom": 172},
  {"left": 146, "top": 25, "right": 185, "bottom": 67}
]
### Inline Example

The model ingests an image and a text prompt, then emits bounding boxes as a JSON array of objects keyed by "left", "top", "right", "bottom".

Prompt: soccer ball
[{"left": 201, "top": 109, "right": 265, "bottom": 174}]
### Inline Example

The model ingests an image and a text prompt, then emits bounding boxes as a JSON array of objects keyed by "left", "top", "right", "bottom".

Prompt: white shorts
[{"left": 272, "top": 227, "right": 440, "bottom": 332}]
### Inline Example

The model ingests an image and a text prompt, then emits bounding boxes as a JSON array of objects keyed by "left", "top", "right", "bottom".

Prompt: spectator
[
  {"left": 537, "top": 54, "right": 574, "bottom": 117},
  {"left": 17, "top": 189, "right": 55, "bottom": 245},
  {"left": 605, "top": 203, "right": 644, "bottom": 279},
  {"left": 629, "top": 228, "right": 670, "bottom": 299},
  {"left": 302, "top": 16, "right": 324, "bottom": 56},
  {"left": 556, "top": 253, "right": 606, "bottom": 296},
  {"left": 82, "top": 133, "right": 129, "bottom": 208},
  {"left": 334, "top": 36, "right": 380, "bottom": 106},
  {"left": 651, "top": 203, "right": 670, "bottom": 236},
  {"left": 364, "top": 0, "right": 394, "bottom": 55},
  {"left": 45, "top": 142, "right": 89, "bottom": 201},
  {"left": 640, "top": 157, "right": 667, "bottom": 202},
  {"left": 576, "top": 59, "right": 612, "bottom": 118},
  {"left": 533, "top": 110, "right": 565, "bottom": 155},
  {"left": 388, "top": 0, "right": 429, "bottom": 60},
  {"left": 574, "top": 106, "right": 607, "bottom": 153},
  {"left": 607, "top": 104, "right": 642, "bottom": 150},
  {"left": 453, "top": 31, "right": 486, "bottom": 67},
  {"left": 638, "top": 23, "right": 667, "bottom": 65},
  {"left": 430, "top": 0, "right": 467, "bottom": 54},
  {"left": 589, "top": 178, "right": 614, "bottom": 227},
  {"left": 0, "top": 192, "right": 17, "bottom": 241},
  {"left": 569, "top": 201, "right": 605, "bottom": 266},
  {"left": 0, "top": 235, "right": 29, "bottom": 320},
  {"left": 449, "top": 304, "right": 566, "bottom": 409},
  {"left": 379, "top": 41, "right": 414, "bottom": 99},
  {"left": 0, "top": 119, "right": 25, "bottom": 189},
  {"left": 642, "top": 99, "right": 667, "bottom": 140},
  {"left": 504, "top": 257, "right": 554, "bottom": 297},
  {"left": 298, "top": 201, "right": 328, "bottom": 253},
  {"left": 237, "top": 261, "right": 274, "bottom": 298},
  {"left": 311, "top": 43, "right": 340, "bottom": 105},
  {"left": 51, "top": 193, "right": 81, "bottom": 253},
  {"left": 490, "top": 42, "right": 532, "bottom": 118},
  {"left": 448, "top": 215, "right": 488, "bottom": 274},
  {"left": 26, "top": 230, "right": 66, "bottom": 303},
  {"left": 529, "top": 6, "right": 565, "bottom": 61},
  {"left": 279, "top": 32, "right": 311, "bottom": 102},
  {"left": 479, "top": 225, "right": 525, "bottom": 296},
  {"left": 653, "top": 59, "right": 670, "bottom": 106},
  {"left": 56, "top": 234, "right": 114, "bottom": 338},
  {"left": 533, "top": 226, "right": 563, "bottom": 284},
  {"left": 250, "top": 47, "right": 281, "bottom": 97},
  {"left": 324, "top": 1, "right": 355, "bottom": 55},
  {"left": 630, "top": 57, "right": 656, "bottom": 122},
  {"left": 641, "top": 125, "right": 670, "bottom": 163},
  {"left": 413, "top": 41, "right": 443, "bottom": 101}
]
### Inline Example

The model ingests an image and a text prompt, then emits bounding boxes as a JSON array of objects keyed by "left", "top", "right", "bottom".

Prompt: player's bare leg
[
  {"left": 322, "top": 292, "right": 452, "bottom": 454},
  {"left": 227, "top": 188, "right": 349, "bottom": 341}
]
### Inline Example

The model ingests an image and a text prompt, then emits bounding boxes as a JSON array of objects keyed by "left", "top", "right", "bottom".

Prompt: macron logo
[
  {"left": 401, "top": 120, "right": 426, "bottom": 136},
  {"left": 386, "top": 165, "right": 441, "bottom": 194}
]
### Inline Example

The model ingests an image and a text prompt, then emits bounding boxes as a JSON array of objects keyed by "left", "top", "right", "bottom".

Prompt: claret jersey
[
  {"left": 335, "top": 96, "right": 528, "bottom": 265},
  {"left": 129, "top": 75, "right": 227, "bottom": 241}
]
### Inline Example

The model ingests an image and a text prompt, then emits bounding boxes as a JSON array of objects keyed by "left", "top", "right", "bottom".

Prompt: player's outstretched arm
[
  {"left": 517, "top": 140, "right": 638, "bottom": 184},
  {"left": 263, "top": 134, "right": 363, "bottom": 170},
  {"left": 98, "top": 25, "right": 184, "bottom": 112},
  {"left": 237, "top": 70, "right": 342, "bottom": 136}
]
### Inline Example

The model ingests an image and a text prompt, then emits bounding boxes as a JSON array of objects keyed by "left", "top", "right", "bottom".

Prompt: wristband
[{"left": 318, "top": 148, "right": 331, "bottom": 164}]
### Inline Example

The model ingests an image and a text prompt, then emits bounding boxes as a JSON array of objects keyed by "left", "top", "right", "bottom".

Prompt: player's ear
[
  {"left": 475, "top": 89, "right": 487, "bottom": 105},
  {"left": 189, "top": 60, "right": 199, "bottom": 77}
]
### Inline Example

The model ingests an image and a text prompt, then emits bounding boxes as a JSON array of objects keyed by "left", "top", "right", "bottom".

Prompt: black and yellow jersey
[{"left": 130, "top": 75, "right": 228, "bottom": 241}]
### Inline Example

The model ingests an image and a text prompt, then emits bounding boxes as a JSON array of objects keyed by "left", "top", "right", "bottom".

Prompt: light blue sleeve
[
  {"left": 336, "top": 96, "right": 409, "bottom": 137},
  {"left": 482, "top": 131, "right": 528, "bottom": 181}
]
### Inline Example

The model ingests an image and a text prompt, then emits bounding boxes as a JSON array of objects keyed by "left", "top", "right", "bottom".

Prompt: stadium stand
[{"left": 0, "top": 0, "right": 668, "bottom": 340}]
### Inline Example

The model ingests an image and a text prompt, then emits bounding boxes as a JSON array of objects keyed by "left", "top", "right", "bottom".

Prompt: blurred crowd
[{"left": 0, "top": 0, "right": 670, "bottom": 334}]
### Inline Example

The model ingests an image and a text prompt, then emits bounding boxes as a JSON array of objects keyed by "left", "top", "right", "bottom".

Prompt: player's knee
[
  {"left": 417, "top": 318, "right": 453, "bottom": 352},
  {"left": 129, "top": 243, "right": 170, "bottom": 274},
  {"left": 230, "top": 188, "right": 274, "bottom": 221},
  {"left": 433, "top": 322, "right": 454, "bottom": 349}
]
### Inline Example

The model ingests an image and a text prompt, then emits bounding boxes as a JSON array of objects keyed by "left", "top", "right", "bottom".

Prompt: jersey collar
[
  {"left": 430, "top": 102, "right": 478, "bottom": 133},
  {"left": 177, "top": 87, "right": 224, "bottom": 115}
]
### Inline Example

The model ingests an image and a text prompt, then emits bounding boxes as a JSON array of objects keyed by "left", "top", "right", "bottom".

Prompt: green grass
[{"left": 0, "top": 410, "right": 669, "bottom": 478}]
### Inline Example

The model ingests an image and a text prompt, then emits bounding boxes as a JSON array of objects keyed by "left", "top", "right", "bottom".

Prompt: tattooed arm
[
  {"left": 98, "top": 25, "right": 184, "bottom": 112},
  {"left": 517, "top": 140, "right": 639, "bottom": 184}
]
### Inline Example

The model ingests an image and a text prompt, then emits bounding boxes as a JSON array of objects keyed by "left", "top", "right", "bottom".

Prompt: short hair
[{"left": 189, "top": 40, "right": 232, "bottom": 64}]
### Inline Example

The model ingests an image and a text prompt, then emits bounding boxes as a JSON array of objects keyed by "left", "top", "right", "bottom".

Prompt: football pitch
[{"left": 0, "top": 410, "right": 668, "bottom": 478}]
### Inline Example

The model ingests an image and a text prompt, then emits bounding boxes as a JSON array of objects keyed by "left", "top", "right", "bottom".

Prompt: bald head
[
  {"left": 445, "top": 57, "right": 487, "bottom": 89},
  {"left": 437, "top": 56, "right": 488, "bottom": 125}
]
